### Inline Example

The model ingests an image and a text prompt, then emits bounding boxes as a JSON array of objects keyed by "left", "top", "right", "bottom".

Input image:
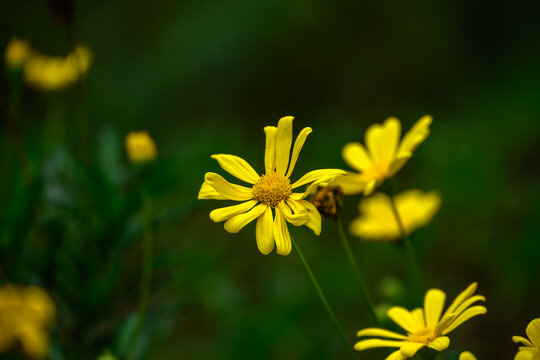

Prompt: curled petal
[
  {"left": 203, "top": 173, "right": 253, "bottom": 201},
  {"left": 211, "top": 154, "right": 260, "bottom": 184}
]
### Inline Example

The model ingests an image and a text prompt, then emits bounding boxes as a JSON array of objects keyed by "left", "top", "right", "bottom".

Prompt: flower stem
[
  {"left": 291, "top": 235, "right": 357, "bottom": 360},
  {"left": 388, "top": 194, "right": 423, "bottom": 292},
  {"left": 335, "top": 217, "right": 379, "bottom": 326}
]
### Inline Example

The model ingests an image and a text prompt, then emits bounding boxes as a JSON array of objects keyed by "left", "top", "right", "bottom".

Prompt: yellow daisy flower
[
  {"left": 513, "top": 318, "right": 540, "bottom": 360},
  {"left": 332, "top": 116, "right": 432, "bottom": 196},
  {"left": 125, "top": 131, "right": 158, "bottom": 163},
  {"left": 355, "top": 282, "right": 487, "bottom": 360},
  {"left": 460, "top": 351, "right": 478, "bottom": 360},
  {"left": 0, "top": 286, "right": 56, "bottom": 358},
  {"left": 349, "top": 190, "right": 441, "bottom": 241},
  {"left": 198, "top": 116, "right": 345, "bottom": 255}
]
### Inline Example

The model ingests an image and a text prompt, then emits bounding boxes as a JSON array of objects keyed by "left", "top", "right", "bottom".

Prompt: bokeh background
[{"left": 1, "top": 1, "right": 539, "bottom": 359}]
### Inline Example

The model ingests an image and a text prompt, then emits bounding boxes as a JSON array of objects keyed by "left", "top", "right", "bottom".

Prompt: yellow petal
[
  {"left": 363, "top": 180, "right": 378, "bottom": 196},
  {"left": 387, "top": 307, "right": 421, "bottom": 333},
  {"left": 264, "top": 126, "right": 277, "bottom": 173},
  {"left": 514, "top": 349, "right": 537, "bottom": 360},
  {"left": 203, "top": 173, "right": 253, "bottom": 201},
  {"left": 443, "top": 305, "right": 486, "bottom": 335},
  {"left": 273, "top": 208, "right": 292, "bottom": 255},
  {"left": 211, "top": 154, "right": 260, "bottom": 184},
  {"left": 210, "top": 200, "right": 258, "bottom": 223},
  {"left": 18, "top": 327, "right": 49, "bottom": 358},
  {"left": 287, "top": 199, "right": 321, "bottom": 235},
  {"left": 513, "top": 336, "right": 533, "bottom": 347},
  {"left": 342, "top": 142, "right": 373, "bottom": 172},
  {"left": 275, "top": 116, "right": 294, "bottom": 175},
  {"left": 411, "top": 308, "right": 426, "bottom": 329},
  {"left": 444, "top": 282, "right": 478, "bottom": 315},
  {"left": 198, "top": 181, "right": 227, "bottom": 200},
  {"left": 329, "top": 173, "right": 366, "bottom": 195},
  {"left": 428, "top": 336, "right": 450, "bottom": 351},
  {"left": 354, "top": 338, "right": 405, "bottom": 351},
  {"left": 386, "top": 350, "right": 408, "bottom": 360},
  {"left": 526, "top": 319, "right": 540, "bottom": 348},
  {"left": 397, "top": 115, "right": 432, "bottom": 158},
  {"left": 356, "top": 328, "right": 407, "bottom": 340},
  {"left": 291, "top": 169, "right": 346, "bottom": 189},
  {"left": 387, "top": 155, "right": 411, "bottom": 177},
  {"left": 400, "top": 342, "right": 425, "bottom": 357},
  {"left": 452, "top": 295, "right": 486, "bottom": 317},
  {"left": 278, "top": 202, "right": 309, "bottom": 226},
  {"left": 424, "top": 289, "right": 446, "bottom": 327},
  {"left": 459, "top": 351, "right": 478, "bottom": 360},
  {"left": 223, "top": 203, "right": 267, "bottom": 233},
  {"left": 285, "top": 127, "right": 312, "bottom": 178},
  {"left": 365, "top": 117, "right": 401, "bottom": 163},
  {"left": 434, "top": 313, "right": 455, "bottom": 337},
  {"left": 256, "top": 207, "right": 274, "bottom": 255}
]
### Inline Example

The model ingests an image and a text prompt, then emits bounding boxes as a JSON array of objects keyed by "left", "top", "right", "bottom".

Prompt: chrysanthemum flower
[
  {"left": 355, "top": 282, "right": 486, "bottom": 360},
  {"left": 460, "top": 351, "right": 478, "bottom": 360},
  {"left": 4, "top": 37, "right": 31, "bottom": 68},
  {"left": 125, "top": 131, "right": 158, "bottom": 163},
  {"left": 513, "top": 318, "right": 540, "bottom": 360},
  {"left": 332, "top": 116, "right": 432, "bottom": 196},
  {"left": 198, "top": 116, "right": 345, "bottom": 255},
  {"left": 0, "top": 286, "right": 56, "bottom": 358},
  {"left": 349, "top": 190, "right": 441, "bottom": 241}
]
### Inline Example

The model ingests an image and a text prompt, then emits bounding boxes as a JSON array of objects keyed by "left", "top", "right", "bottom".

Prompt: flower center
[
  {"left": 407, "top": 327, "right": 435, "bottom": 344},
  {"left": 252, "top": 172, "right": 292, "bottom": 207}
]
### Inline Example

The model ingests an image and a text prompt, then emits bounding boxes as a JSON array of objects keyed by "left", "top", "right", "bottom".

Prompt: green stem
[
  {"left": 291, "top": 236, "right": 357, "bottom": 360},
  {"left": 336, "top": 217, "right": 379, "bottom": 326},
  {"left": 388, "top": 194, "right": 423, "bottom": 292}
]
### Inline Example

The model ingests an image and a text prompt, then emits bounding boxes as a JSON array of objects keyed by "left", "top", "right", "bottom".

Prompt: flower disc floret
[{"left": 252, "top": 172, "right": 292, "bottom": 207}]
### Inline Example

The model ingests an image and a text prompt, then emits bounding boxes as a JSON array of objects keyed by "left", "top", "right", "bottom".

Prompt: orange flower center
[
  {"left": 407, "top": 327, "right": 435, "bottom": 344},
  {"left": 252, "top": 172, "right": 292, "bottom": 207}
]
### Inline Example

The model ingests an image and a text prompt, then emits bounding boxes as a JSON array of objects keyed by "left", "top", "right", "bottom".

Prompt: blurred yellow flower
[
  {"left": 0, "top": 286, "right": 56, "bottom": 358},
  {"left": 23, "top": 45, "right": 92, "bottom": 91},
  {"left": 350, "top": 190, "right": 441, "bottom": 241},
  {"left": 460, "top": 351, "right": 478, "bottom": 360},
  {"left": 125, "top": 131, "right": 157, "bottom": 163},
  {"left": 513, "top": 318, "right": 540, "bottom": 360},
  {"left": 355, "top": 282, "right": 486, "bottom": 360},
  {"left": 332, "top": 116, "right": 432, "bottom": 196},
  {"left": 198, "top": 116, "right": 345, "bottom": 255},
  {"left": 4, "top": 37, "right": 31, "bottom": 68}
]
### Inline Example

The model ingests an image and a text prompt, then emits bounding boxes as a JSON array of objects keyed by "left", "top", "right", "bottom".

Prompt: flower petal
[
  {"left": 428, "top": 336, "right": 450, "bottom": 351},
  {"left": 388, "top": 155, "right": 411, "bottom": 177},
  {"left": 274, "top": 208, "right": 292, "bottom": 255},
  {"left": 515, "top": 349, "right": 537, "bottom": 360},
  {"left": 275, "top": 116, "right": 294, "bottom": 175},
  {"left": 434, "top": 312, "right": 455, "bottom": 337},
  {"left": 287, "top": 199, "right": 321, "bottom": 235},
  {"left": 444, "top": 282, "right": 478, "bottom": 315},
  {"left": 397, "top": 115, "right": 432, "bottom": 158},
  {"left": 264, "top": 126, "right": 277, "bottom": 173},
  {"left": 442, "top": 305, "right": 487, "bottom": 335},
  {"left": 256, "top": 207, "right": 274, "bottom": 255},
  {"left": 452, "top": 295, "right": 486, "bottom": 318},
  {"left": 459, "top": 351, "right": 478, "bottom": 360},
  {"left": 356, "top": 328, "right": 407, "bottom": 340},
  {"left": 400, "top": 342, "right": 425, "bottom": 358},
  {"left": 224, "top": 203, "right": 267, "bottom": 233},
  {"left": 354, "top": 339, "right": 405, "bottom": 351},
  {"left": 203, "top": 173, "right": 253, "bottom": 201},
  {"left": 387, "top": 307, "right": 421, "bottom": 333},
  {"left": 278, "top": 202, "right": 309, "bottom": 226},
  {"left": 386, "top": 350, "right": 407, "bottom": 360},
  {"left": 365, "top": 117, "right": 401, "bottom": 163},
  {"left": 210, "top": 200, "right": 258, "bottom": 223},
  {"left": 291, "top": 169, "right": 346, "bottom": 189},
  {"left": 513, "top": 336, "right": 533, "bottom": 347},
  {"left": 526, "top": 319, "right": 540, "bottom": 348},
  {"left": 211, "top": 154, "right": 260, "bottom": 184},
  {"left": 198, "top": 181, "right": 227, "bottom": 200},
  {"left": 411, "top": 308, "right": 426, "bottom": 329},
  {"left": 363, "top": 180, "right": 378, "bottom": 196},
  {"left": 285, "top": 127, "right": 312, "bottom": 178},
  {"left": 424, "top": 289, "right": 446, "bottom": 327},
  {"left": 342, "top": 142, "right": 373, "bottom": 172},
  {"left": 330, "top": 173, "right": 366, "bottom": 195}
]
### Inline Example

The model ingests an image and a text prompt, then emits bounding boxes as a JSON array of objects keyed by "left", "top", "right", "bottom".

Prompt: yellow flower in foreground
[
  {"left": 513, "top": 318, "right": 540, "bottom": 360},
  {"left": 0, "top": 286, "right": 56, "bottom": 358},
  {"left": 355, "top": 282, "right": 486, "bottom": 360},
  {"left": 460, "top": 351, "right": 478, "bottom": 360},
  {"left": 23, "top": 45, "right": 92, "bottom": 91},
  {"left": 198, "top": 116, "right": 345, "bottom": 255},
  {"left": 4, "top": 37, "right": 31, "bottom": 68},
  {"left": 332, "top": 116, "right": 432, "bottom": 195},
  {"left": 350, "top": 190, "right": 441, "bottom": 241},
  {"left": 125, "top": 131, "right": 157, "bottom": 163}
]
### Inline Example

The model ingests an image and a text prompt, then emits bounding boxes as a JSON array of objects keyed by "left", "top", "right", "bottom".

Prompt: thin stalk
[
  {"left": 388, "top": 194, "right": 423, "bottom": 291},
  {"left": 291, "top": 235, "right": 357, "bottom": 360},
  {"left": 336, "top": 217, "right": 379, "bottom": 326}
]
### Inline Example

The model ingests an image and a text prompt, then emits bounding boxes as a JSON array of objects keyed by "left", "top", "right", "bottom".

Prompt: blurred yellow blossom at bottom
[
  {"left": 125, "top": 131, "right": 158, "bottom": 163},
  {"left": 350, "top": 190, "right": 441, "bottom": 241},
  {"left": 460, "top": 351, "right": 478, "bottom": 360},
  {"left": 513, "top": 318, "right": 540, "bottom": 360},
  {"left": 4, "top": 37, "right": 31, "bottom": 68},
  {"left": 0, "top": 286, "right": 56, "bottom": 358}
]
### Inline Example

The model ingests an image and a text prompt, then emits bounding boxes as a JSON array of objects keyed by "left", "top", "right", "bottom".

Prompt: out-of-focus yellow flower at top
[
  {"left": 332, "top": 116, "right": 432, "bottom": 196},
  {"left": 460, "top": 351, "right": 478, "bottom": 360},
  {"left": 4, "top": 37, "right": 32, "bottom": 68},
  {"left": 23, "top": 44, "right": 92, "bottom": 91},
  {"left": 125, "top": 131, "right": 157, "bottom": 164},
  {"left": 355, "top": 282, "right": 487, "bottom": 360},
  {"left": 0, "top": 285, "right": 56, "bottom": 358},
  {"left": 350, "top": 190, "right": 441, "bottom": 241},
  {"left": 198, "top": 116, "right": 345, "bottom": 256},
  {"left": 513, "top": 318, "right": 540, "bottom": 360}
]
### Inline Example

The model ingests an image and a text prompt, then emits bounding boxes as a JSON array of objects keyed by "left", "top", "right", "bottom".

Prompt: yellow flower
[
  {"left": 460, "top": 351, "right": 478, "bottom": 360},
  {"left": 349, "top": 190, "right": 441, "bottom": 241},
  {"left": 23, "top": 45, "right": 92, "bottom": 91},
  {"left": 198, "top": 116, "right": 345, "bottom": 255},
  {"left": 125, "top": 131, "right": 158, "bottom": 163},
  {"left": 513, "top": 318, "right": 540, "bottom": 360},
  {"left": 355, "top": 282, "right": 487, "bottom": 360},
  {"left": 332, "top": 116, "right": 432, "bottom": 196},
  {"left": 0, "top": 286, "right": 56, "bottom": 358},
  {"left": 4, "top": 37, "right": 32, "bottom": 68}
]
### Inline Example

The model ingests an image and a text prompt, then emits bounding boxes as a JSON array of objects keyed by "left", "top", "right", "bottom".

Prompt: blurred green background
[{"left": 1, "top": 1, "right": 539, "bottom": 359}]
